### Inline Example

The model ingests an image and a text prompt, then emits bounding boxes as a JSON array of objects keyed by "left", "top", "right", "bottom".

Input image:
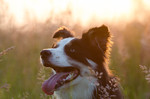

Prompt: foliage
[{"left": 0, "top": 22, "right": 150, "bottom": 99}]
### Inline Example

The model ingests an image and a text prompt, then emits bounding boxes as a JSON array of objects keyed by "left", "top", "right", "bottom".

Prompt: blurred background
[{"left": 0, "top": 0, "right": 150, "bottom": 98}]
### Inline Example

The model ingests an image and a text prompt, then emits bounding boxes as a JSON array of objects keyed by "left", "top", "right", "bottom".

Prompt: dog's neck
[{"left": 54, "top": 77, "right": 97, "bottom": 99}]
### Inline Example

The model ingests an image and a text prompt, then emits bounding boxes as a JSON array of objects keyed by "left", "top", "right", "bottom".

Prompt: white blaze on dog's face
[{"left": 47, "top": 38, "right": 74, "bottom": 67}]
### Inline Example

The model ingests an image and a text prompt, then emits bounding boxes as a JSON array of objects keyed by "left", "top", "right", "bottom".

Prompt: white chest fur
[{"left": 54, "top": 77, "right": 97, "bottom": 99}]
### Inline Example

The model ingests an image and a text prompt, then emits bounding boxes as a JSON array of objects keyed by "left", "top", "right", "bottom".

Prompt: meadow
[{"left": 0, "top": 21, "right": 150, "bottom": 99}]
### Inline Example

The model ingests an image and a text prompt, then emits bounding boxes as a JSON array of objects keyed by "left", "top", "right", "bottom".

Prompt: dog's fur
[{"left": 40, "top": 25, "right": 123, "bottom": 99}]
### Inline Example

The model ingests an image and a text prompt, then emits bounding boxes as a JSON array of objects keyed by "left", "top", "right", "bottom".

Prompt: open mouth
[{"left": 42, "top": 66, "right": 80, "bottom": 95}]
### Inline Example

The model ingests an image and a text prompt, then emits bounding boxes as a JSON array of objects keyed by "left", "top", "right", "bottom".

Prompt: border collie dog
[{"left": 40, "top": 25, "right": 123, "bottom": 99}]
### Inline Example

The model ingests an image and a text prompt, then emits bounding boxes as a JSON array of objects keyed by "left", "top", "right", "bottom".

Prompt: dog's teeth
[{"left": 65, "top": 73, "right": 74, "bottom": 80}]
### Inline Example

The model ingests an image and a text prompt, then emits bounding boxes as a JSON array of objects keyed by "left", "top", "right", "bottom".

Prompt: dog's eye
[{"left": 70, "top": 48, "right": 75, "bottom": 53}]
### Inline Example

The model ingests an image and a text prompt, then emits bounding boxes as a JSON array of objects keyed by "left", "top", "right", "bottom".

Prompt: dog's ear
[
  {"left": 82, "top": 25, "right": 112, "bottom": 53},
  {"left": 53, "top": 26, "right": 74, "bottom": 40}
]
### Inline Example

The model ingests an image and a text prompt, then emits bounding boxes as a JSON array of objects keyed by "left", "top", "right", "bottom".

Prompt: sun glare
[
  {"left": 4, "top": 0, "right": 53, "bottom": 25},
  {"left": 3, "top": 0, "right": 148, "bottom": 26},
  {"left": 70, "top": 0, "right": 133, "bottom": 26},
  {"left": 143, "top": 0, "right": 150, "bottom": 9}
]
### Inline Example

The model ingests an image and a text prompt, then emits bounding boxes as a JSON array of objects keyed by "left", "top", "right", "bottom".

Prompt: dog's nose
[{"left": 40, "top": 50, "right": 51, "bottom": 59}]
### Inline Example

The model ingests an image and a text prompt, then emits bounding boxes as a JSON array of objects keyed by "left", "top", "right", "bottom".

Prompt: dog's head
[{"left": 40, "top": 25, "right": 112, "bottom": 95}]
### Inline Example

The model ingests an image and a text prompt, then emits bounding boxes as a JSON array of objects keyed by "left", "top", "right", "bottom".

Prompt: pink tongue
[{"left": 42, "top": 72, "right": 69, "bottom": 95}]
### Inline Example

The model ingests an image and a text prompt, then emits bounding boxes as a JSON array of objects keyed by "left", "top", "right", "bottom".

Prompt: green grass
[
  {"left": 0, "top": 24, "right": 150, "bottom": 99},
  {"left": 0, "top": 32, "right": 52, "bottom": 99}
]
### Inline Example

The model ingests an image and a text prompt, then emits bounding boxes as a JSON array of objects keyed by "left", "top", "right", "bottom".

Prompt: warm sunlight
[
  {"left": 143, "top": 0, "right": 150, "bottom": 9},
  {"left": 70, "top": 0, "right": 133, "bottom": 26},
  {"left": 4, "top": 0, "right": 53, "bottom": 25},
  {"left": 3, "top": 0, "right": 135, "bottom": 26},
  {"left": 1, "top": 0, "right": 150, "bottom": 99}
]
